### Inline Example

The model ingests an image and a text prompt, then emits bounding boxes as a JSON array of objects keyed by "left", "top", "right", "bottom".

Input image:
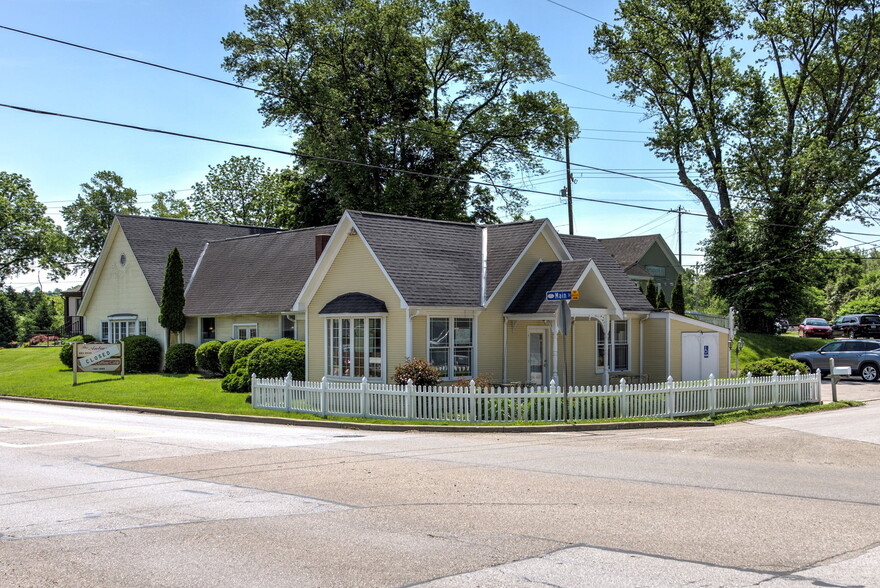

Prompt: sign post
[
  {"left": 547, "top": 290, "right": 578, "bottom": 421},
  {"left": 73, "top": 342, "right": 125, "bottom": 385}
]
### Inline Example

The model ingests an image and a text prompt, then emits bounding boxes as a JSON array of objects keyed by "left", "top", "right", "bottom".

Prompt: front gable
[
  {"left": 78, "top": 219, "right": 156, "bottom": 318},
  {"left": 293, "top": 212, "right": 405, "bottom": 312}
]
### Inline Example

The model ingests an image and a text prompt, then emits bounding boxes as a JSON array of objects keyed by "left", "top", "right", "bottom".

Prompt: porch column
[{"left": 551, "top": 321, "right": 559, "bottom": 385}]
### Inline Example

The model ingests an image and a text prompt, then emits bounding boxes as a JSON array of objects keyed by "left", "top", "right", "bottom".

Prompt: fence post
[
  {"left": 620, "top": 378, "right": 629, "bottom": 418},
  {"left": 708, "top": 374, "right": 716, "bottom": 417},
  {"left": 549, "top": 379, "right": 557, "bottom": 422},
  {"left": 746, "top": 372, "right": 754, "bottom": 408},
  {"left": 666, "top": 375, "right": 674, "bottom": 418},
  {"left": 406, "top": 378, "right": 414, "bottom": 420},
  {"left": 361, "top": 377, "right": 369, "bottom": 418},
  {"left": 285, "top": 372, "right": 292, "bottom": 413},
  {"left": 251, "top": 373, "right": 257, "bottom": 407},
  {"left": 771, "top": 370, "right": 779, "bottom": 406},
  {"left": 320, "top": 376, "right": 328, "bottom": 417},
  {"left": 469, "top": 379, "right": 477, "bottom": 423}
]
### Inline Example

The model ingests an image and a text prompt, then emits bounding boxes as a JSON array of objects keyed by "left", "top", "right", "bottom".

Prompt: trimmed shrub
[
  {"left": 247, "top": 339, "right": 305, "bottom": 380},
  {"left": 122, "top": 335, "right": 162, "bottom": 373},
  {"left": 59, "top": 334, "right": 97, "bottom": 368},
  {"left": 218, "top": 340, "right": 242, "bottom": 374},
  {"left": 233, "top": 337, "right": 269, "bottom": 363},
  {"left": 393, "top": 358, "right": 441, "bottom": 386},
  {"left": 164, "top": 343, "right": 197, "bottom": 374},
  {"left": 195, "top": 340, "right": 224, "bottom": 375},
  {"left": 742, "top": 357, "right": 809, "bottom": 377},
  {"left": 221, "top": 357, "right": 251, "bottom": 393}
]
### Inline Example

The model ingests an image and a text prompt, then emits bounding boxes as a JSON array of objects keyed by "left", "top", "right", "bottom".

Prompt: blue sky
[{"left": 2, "top": 0, "right": 868, "bottom": 290}]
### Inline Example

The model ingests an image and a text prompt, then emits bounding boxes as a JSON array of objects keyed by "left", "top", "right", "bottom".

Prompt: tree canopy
[
  {"left": 0, "top": 171, "right": 72, "bottom": 285},
  {"left": 592, "top": 0, "right": 880, "bottom": 332},
  {"left": 61, "top": 171, "right": 140, "bottom": 271},
  {"left": 147, "top": 190, "right": 191, "bottom": 219},
  {"left": 222, "top": 0, "right": 576, "bottom": 226},
  {"left": 190, "top": 156, "right": 286, "bottom": 226}
]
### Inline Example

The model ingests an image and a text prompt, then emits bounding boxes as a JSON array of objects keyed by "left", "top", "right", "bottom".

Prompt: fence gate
[{"left": 682, "top": 331, "right": 719, "bottom": 380}]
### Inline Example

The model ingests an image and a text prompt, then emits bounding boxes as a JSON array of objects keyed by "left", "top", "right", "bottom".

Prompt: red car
[{"left": 798, "top": 318, "right": 833, "bottom": 338}]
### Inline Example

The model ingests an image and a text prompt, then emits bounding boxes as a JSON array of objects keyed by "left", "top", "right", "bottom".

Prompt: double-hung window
[
  {"left": 428, "top": 317, "right": 473, "bottom": 379},
  {"left": 326, "top": 317, "right": 383, "bottom": 379},
  {"left": 201, "top": 317, "right": 216, "bottom": 341},
  {"left": 596, "top": 320, "right": 629, "bottom": 372}
]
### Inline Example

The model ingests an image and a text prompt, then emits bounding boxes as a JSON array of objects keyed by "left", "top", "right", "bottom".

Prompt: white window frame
[
  {"left": 233, "top": 323, "right": 258, "bottom": 340},
  {"left": 596, "top": 319, "right": 630, "bottom": 373},
  {"left": 427, "top": 316, "right": 475, "bottom": 380},
  {"left": 101, "top": 318, "right": 145, "bottom": 343},
  {"left": 324, "top": 315, "right": 385, "bottom": 381}
]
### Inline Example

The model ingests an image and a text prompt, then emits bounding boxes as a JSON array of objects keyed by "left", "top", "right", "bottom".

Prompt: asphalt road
[{"left": 2, "top": 396, "right": 879, "bottom": 587}]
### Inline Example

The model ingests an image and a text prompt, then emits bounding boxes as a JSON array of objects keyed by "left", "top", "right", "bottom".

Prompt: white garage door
[{"left": 682, "top": 332, "right": 719, "bottom": 381}]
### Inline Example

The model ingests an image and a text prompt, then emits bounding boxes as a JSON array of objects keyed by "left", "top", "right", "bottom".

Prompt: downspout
[
  {"left": 406, "top": 309, "right": 420, "bottom": 359},
  {"left": 665, "top": 312, "right": 671, "bottom": 379},
  {"left": 639, "top": 315, "right": 649, "bottom": 379},
  {"left": 503, "top": 316, "right": 508, "bottom": 384}
]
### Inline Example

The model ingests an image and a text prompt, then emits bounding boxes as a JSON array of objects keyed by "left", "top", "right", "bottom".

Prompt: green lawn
[
  {"left": 2, "top": 345, "right": 858, "bottom": 426},
  {"left": 0, "top": 346, "right": 284, "bottom": 417},
  {"left": 731, "top": 331, "right": 827, "bottom": 370}
]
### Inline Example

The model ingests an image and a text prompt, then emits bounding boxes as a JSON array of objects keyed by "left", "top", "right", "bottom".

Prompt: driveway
[{"left": 821, "top": 376, "right": 880, "bottom": 403}]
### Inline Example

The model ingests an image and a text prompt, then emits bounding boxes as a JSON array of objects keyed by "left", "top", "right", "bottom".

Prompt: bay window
[{"left": 326, "top": 317, "right": 383, "bottom": 379}]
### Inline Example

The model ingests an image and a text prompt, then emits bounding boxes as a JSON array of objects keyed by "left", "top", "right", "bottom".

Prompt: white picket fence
[{"left": 250, "top": 371, "right": 821, "bottom": 423}]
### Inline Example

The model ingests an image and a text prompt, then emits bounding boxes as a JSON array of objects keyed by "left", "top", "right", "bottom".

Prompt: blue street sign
[{"left": 546, "top": 290, "right": 572, "bottom": 301}]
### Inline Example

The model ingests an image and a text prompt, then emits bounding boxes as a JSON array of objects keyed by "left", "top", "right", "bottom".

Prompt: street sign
[{"left": 546, "top": 289, "right": 579, "bottom": 301}]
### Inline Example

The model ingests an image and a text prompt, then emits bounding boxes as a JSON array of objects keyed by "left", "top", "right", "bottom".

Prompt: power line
[
  {"left": 5, "top": 101, "right": 880, "bottom": 242},
  {"left": 544, "top": 0, "right": 605, "bottom": 24}
]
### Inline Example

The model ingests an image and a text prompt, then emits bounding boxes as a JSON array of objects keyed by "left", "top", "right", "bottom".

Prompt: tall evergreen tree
[
  {"left": 0, "top": 293, "right": 16, "bottom": 343},
  {"left": 158, "top": 248, "right": 186, "bottom": 342},
  {"left": 645, "top": 280, "right": 658, "bottom": 310},
  {"left": 656, "top": 287, "right": 669, "bottom": 311},
  {"left": 671, "top": 274, "right": 685, "bottom": 315}
]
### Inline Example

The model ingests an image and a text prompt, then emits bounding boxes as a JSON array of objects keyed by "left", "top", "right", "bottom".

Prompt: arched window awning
[{"left": 319, "top": 292, "right": 388, "bottom": 315}]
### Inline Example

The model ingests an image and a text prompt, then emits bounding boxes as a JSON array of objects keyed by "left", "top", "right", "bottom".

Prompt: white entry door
[
  {"left": 682, "top": 332, "right": 719, "bottom": 381},
  {"left": 527, "top": 329, "right": 549, "bottom": 386}
]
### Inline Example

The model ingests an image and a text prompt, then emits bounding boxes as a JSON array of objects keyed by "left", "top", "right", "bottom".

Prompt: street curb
[{"left": 0, "top": 395, "right": 714, "bottom": 433}]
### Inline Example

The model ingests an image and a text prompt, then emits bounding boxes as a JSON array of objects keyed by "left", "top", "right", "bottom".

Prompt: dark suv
[{"left": 831, "top": 314, "right": 880, "bottom": 338}]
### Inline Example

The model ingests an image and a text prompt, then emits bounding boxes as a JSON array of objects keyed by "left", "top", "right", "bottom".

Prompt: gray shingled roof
[
  {"left": 599, "top": 234, "right": 660, "bottom": 273},
  {"left": 116, "top": 215, "right": 278, "bottom": 305},
  {"left": 348, "top": 211, "right": 483, "bottom": 306},
  {"left": 485, "top": 221, "right": 544, "bottom": 298},
  {"left": 561, "top": 234, "right": 654, "bottom": 312},
  {"left": 505, "top": 260, "right": 591, "bottom": 314},
  {"left": 184, "top": 225, "right": 336, "bottom": 316}
]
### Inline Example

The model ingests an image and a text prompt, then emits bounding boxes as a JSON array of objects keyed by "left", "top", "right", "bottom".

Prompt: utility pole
[
  {"left": 565, "top": 132, "right": 574, "bottom": 235},
  {"left": 677, "top": 206, "right": 683, "bottom": 265}
]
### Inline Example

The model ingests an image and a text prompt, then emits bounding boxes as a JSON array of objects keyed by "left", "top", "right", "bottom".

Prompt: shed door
[{"left": 682, "top": 332, "right": 719, "bottom": 381}]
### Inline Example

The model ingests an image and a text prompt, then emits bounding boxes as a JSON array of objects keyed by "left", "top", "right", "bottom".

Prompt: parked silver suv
[{"left": 790, "top": 339, "right": 880, "bottom": 381}]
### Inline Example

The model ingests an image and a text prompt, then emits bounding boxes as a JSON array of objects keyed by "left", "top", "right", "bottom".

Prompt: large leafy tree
[
  {"left": 158, "top": 247, "right": 186, "bottom": 343},
  {"left": 592, "top": 0, "right": 880, "bottom": 332},
  {"left": 190, "top": 156, "right": 285, "bottom": 226},
  {"left": 222, "top": 0, "right": 576, "bottom": 226},
  {"left": 0, "top": 172, "right": 73, "bottom": 284},
  {"left": 61, "top": 171, "right": 140, "bottom": 271},
  {"left": 147, "top": 190, "right": 191, "bottom": 219}
]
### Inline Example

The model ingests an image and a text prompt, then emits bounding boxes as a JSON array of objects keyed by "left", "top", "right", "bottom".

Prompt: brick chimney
[{"left": 315, "top": 234, "right": 331, "bottom": 261}]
